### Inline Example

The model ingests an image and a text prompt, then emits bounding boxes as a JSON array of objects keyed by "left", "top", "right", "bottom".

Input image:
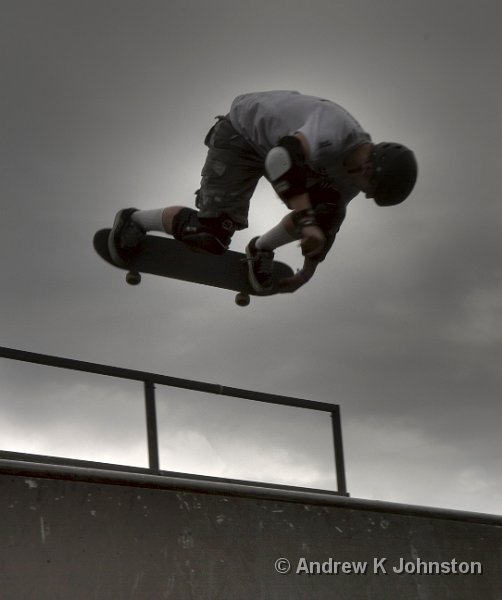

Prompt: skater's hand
[
  {"left": 279, "top": 258, "right": 318, "bottom": 294},
  {"left": 278, "top": 270, "right": 310, "bottom": 293},
  {"left": 300, "top": 225, "right": 326, "bottom": 259}
]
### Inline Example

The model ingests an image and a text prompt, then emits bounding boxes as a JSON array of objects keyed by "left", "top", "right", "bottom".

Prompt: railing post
[
  {"left": 331, "top": 407, "right": 348, "bottom": 496},
  {"left": 144, "top": 381, "right": 160, "bottom": 471}
]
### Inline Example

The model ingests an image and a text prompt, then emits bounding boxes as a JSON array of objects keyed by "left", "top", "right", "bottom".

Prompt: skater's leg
[
  {"left": 130, "top": 206, "right": 185, "bottom": 235},
  {"left": 254, "top": 214, "right": 298, "bottom": 251}
]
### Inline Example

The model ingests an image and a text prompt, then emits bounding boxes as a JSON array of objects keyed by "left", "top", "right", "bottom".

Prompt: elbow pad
[{"left": 265, "top": 136, "right": 308, "bottom": 200}]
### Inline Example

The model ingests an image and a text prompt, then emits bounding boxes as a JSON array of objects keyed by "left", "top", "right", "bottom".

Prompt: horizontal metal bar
[
  {"left": 0, "top": 449, "right": 346, "bottom": 497},
  {"left": 0, "top": 346, "right": 337, "bottom": 413}
]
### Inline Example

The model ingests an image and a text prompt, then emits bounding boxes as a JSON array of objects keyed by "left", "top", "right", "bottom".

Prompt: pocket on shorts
[
  {"left": 203, "top": 115, "right": 228, "bottom": 146},
  {"left": 201, "top": 158, "right": 226, "bottom": 178}
]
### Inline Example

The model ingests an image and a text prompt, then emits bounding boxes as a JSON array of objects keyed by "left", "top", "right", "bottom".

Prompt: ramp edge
[{"left": 1, "top": 455, "right": 501, "bottom": 526}]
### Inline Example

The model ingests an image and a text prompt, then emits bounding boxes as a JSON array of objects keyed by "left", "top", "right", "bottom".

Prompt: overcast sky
[{"left": 1, "top": 0, "right": 501, "bottom": 515}]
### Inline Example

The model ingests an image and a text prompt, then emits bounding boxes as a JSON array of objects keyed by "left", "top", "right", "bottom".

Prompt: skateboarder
[{"left": 109, "top": 91, "right": 417, "bottom": 294}]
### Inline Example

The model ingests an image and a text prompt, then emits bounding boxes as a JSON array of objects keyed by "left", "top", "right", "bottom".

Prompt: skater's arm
[
  {"left": 286, "top": 136, "right": 327, "bottom": 257},
  {"left": 283, "top": 195, "right": 326, "bottom": 259},
  {"left": 265, "top": 131, "right": 325, "bottom": 258},
  {"left": 283, "top": 135, "right": 312, "bottom": 211},
  {"left": 286, "top": 192, "right": 311, "bottom": 211}
]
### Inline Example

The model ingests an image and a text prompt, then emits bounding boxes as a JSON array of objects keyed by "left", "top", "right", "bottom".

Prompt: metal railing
[{"left": 0, "top": 345, "right": 348, "bottom": 495}]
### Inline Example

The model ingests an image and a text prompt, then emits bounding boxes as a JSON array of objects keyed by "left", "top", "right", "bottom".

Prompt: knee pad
[{"left": 172, "top": 208, "right": 235, "bottom": 255}]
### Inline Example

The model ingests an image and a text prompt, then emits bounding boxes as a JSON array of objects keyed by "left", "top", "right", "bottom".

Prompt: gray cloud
[{"left": 1, "top": 0, "right": 501, "bottom": 515}]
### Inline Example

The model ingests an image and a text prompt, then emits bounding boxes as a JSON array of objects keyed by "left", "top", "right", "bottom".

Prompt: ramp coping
[{"left": 1, "top": 457, "right": 501, "bottom": 527}]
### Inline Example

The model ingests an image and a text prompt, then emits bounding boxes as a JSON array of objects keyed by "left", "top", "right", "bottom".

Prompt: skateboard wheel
[
  {"left": 235, "top": 292, "right": 250, "bottom": 307},
  {"left": 126, "top": 271, "right": 141, "bottom": 285}
]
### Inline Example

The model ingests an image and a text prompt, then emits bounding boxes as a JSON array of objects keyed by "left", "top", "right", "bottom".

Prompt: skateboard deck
[{"left": 93, "top": 229, "right": 294, "bottom": 306}]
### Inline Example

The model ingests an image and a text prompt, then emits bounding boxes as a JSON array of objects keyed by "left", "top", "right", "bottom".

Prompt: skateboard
[{"left": 93, "top": 229, "right": 294, "bottom": 306}]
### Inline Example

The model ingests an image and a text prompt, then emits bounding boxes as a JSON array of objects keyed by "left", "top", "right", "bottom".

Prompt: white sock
[
  {"left": 255, "top": 221, "right": 297, "bottom": 251},
  {"left": 131, "top": 209, "right": 165, "bottom": 232}
]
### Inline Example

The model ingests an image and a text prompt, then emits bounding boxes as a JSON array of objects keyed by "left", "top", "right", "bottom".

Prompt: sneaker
[
  {"left": 108, "top": 208, "right": 146, "bottom": 266},
  {"left": 246, "top": 236, "right": 275, "bottom": 293}
]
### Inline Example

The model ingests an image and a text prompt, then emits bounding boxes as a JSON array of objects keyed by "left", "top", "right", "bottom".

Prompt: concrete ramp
[{"left": 1, "top": 458, "right": 501, "bottom": 599}]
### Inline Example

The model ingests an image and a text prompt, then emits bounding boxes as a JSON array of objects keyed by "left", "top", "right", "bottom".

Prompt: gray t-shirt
[{"left": 229, "top": 90, "right": 371, "bottom": 203}]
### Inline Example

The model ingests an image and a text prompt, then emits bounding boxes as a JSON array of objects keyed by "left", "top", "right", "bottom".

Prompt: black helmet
[{"left": 371, "top": 142, "right": 418, "bottom": 206}]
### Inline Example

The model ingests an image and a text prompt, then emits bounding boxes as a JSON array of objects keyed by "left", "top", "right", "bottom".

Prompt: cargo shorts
[{"left": 195, "top": 116, "right": 265, "bottom": 229}]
